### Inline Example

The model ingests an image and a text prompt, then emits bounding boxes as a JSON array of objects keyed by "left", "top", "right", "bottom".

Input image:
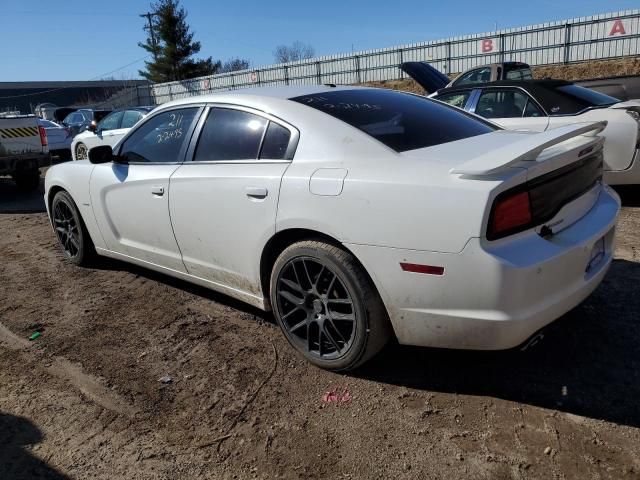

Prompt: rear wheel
[
  {"left": 51, "top": 190, "right": 95, "bottom": 266},
  {"left": 75, "top": 143, "right": 88, "bottom": 161},
  {"left": 270, "top": 240, "right": 390, "bottom": 371},
  {"left": 12, "top": 168, "right": 40, "bottom": 191}
]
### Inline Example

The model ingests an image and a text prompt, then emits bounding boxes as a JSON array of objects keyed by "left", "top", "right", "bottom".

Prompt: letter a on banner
[{"left": 609, "top": 19, "right": 626, "bottom": 36}]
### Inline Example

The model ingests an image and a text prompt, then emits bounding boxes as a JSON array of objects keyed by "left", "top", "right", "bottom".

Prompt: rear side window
[
  {"left": 119, "top": 108, "right": 199, "bottom": 163},
  {"left": 291, "top": 89, "right": 495, "bottom": 152},
  {"left": 260, "top": 122, "right": 291, "bottom": 159},
  {"left": 194, "top": 108, "right": 268, "bottom": 161}
]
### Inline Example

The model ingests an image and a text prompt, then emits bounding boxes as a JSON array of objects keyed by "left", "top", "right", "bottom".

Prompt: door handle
[
  {"left": 245, "top": 186, "right": 268, "bottom": 199},
  {"left": 151, "top": 186, "right": 165, "bottom": 196}
]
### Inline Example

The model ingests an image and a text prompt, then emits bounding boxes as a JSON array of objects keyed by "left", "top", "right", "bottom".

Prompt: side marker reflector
[{"left": 400, "top": 263, "right": 444, "bottom": 276}]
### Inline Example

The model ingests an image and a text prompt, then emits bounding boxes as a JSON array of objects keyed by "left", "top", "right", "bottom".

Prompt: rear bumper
[
  {"left": 347, "top": 185, "right": 620, "bottom": 350},
  {"left": 0, "top": 152, "right": 51, "bottom": 176}
]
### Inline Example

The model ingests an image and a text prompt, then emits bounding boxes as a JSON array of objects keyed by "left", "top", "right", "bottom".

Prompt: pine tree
[{"left": 138, "top": 0, "right": 220, "bottom": 82}]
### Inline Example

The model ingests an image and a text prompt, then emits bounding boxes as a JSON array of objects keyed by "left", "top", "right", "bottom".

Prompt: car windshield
[
  {"left": 290, "top": 89, "right": 495, "bottom": 152},
  {"left": 504, "top": 65, "right": 533, "bottom": 80}
]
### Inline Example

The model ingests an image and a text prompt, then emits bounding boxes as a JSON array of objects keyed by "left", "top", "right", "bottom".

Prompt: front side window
[
  {"left": 194, "top": 108, "right": 268, "bottom": 161},
  {"left": 119, "top": 107, "right": 199, "bottom": 163},
  {"left": 97, "top": 111, "right": 123, "bottom": 131},
  {"left": 453, "top": 67, "right": 492, "bottom": 86},
  {"left": 475, "top": 89, "right": 541, "bottom": 118},
  {"left": 434, "top": 91, "right": 472, "bottom": 109},
  {"left": 291, "top": 89, "right": 495, "bottom": 152},
  {"left": 121, "top": 110, "right": 145, "bottom": 129}
]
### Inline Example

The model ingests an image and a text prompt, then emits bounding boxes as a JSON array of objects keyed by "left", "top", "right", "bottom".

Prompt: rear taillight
[
  {"left": 38, "top": 125, "right": 48, "bottom": 146},
  {"left": 488, "top": 190, "right": 532, "bottom": 240}
]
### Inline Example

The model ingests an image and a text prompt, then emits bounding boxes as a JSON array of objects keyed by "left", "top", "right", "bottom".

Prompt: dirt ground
[{"left": 1, "top": 175, "right": 639, "bottom": 480}]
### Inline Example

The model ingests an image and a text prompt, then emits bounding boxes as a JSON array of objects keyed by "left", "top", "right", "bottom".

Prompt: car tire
[
  {"left": 75, "top": 143, "right": 88, "bottom": 161},
  {"left": 12, "top": 168, "right": 40, "bottom": 191},
  {"left": 270, "top": 240, "right": 391, "bottom": 371},
  {"left": 51, "top": 190, "right": 96, "bottom": 266}
]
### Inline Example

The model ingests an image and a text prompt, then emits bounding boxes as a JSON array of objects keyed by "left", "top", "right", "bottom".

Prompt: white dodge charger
[{"left": 44, "top": 86, "right": 620, "bottom": 370}]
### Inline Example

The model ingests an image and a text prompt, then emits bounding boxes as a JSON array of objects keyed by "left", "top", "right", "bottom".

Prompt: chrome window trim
[
  {"left": 114, "top": 104, "right": 206, "bottom": 165},
  {"left": 183, "top": 102, "right": 300, "bottom": 164}
]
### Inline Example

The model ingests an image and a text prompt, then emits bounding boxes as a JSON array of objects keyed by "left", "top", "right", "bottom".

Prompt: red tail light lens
[
  {"left": 488, "top": 191, "right": 532, "bottom": 240},
  {"left": 38, "top": 125, "right": 48, "bottom": 146}
]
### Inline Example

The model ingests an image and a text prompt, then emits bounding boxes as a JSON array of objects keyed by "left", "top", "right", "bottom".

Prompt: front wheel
[
  {"left": 270, "top": 241, "right": 391, "bottom": 371},
  {"left": 75, "top": 143, "right": 88, "bottom": 161},
  {"left": 51, "top": 190, "right": 95, "bottom": 266}
]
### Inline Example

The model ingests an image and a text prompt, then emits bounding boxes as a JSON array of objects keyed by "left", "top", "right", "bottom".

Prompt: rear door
[
  {"left": 169, "top": 105, "right": 298, "bottom": 298},
  {"left": 470, "top": 87, "right": 550, "bottom": 131}
]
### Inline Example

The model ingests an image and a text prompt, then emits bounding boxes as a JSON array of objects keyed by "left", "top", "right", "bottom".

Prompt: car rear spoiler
[{"left": 450, "top": 122, "right": 607, "bottom": 176}]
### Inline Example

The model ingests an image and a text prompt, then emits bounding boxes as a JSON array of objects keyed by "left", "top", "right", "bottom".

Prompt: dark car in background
[{"left": 62, "top": 108, "right": 112, "bottom": 137}]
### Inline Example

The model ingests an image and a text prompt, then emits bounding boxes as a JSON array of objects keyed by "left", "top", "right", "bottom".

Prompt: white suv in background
[{"left": 72, "top": 107, "right": 153, "bottom": 160}]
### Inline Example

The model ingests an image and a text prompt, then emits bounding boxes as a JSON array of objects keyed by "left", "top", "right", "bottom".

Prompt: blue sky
[{"left": 2, "top": 0, "right": 638, "bottom": 81}]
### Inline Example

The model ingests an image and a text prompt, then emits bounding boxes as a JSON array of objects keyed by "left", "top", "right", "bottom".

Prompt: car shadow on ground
[
  {"left": 0, "top": 176, "right": 46, "bottom": 214},
  {"left": 0, "top": 412, "right": 70, "bottom": 480},
  {"left": 357, "top": 258, "right": 640, "bottom": 429},
  {"left": 613, "top": 185, "right": 640, "bottom": 207}
]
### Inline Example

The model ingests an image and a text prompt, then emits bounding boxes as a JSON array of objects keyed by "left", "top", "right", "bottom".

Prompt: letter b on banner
[{"left": 482, "top": 39, "right": 494, "bottom": 52}]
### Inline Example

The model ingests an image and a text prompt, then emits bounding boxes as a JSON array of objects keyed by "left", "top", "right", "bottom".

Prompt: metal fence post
[
  {"left": 445, "top": 41, "right": 451, "bottom": 74},
  {"left": 563, "top": 23, "right": 572, "bottom": 64},
  {"left": 499, "top": 33, "right": 505, "bottom": 63},
  {"left": 231, "top": 73, "right": 235, "bottom": 89},
  {"left": 398, "top": 48, "right": 404, "bottom": 79},
  {"left": 354, "top": 56, "right": 361, "bottom": 83},
  {"left": 168, "top": 84, "right": 173, "bottom": 101},
  {"left": 284, "top": 65, "right": 290, "bottom": 85},
  {"left": 256, "top": 70, "right": 261, "bottom": 86},
  {"left": 316, "top": 62, "right": 322, "bottom": 84}
]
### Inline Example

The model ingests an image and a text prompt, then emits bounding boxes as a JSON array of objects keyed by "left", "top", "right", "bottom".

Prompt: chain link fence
[{"left": 150, "top": 9, "right": 640, "bottom": 105}]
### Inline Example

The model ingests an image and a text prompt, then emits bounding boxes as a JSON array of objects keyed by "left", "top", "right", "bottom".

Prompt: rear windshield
[
  {"left": 504, "top": 65, "right": 533, "bottom": 80},
  {"left": 290, "top": 89, "right": 495, "bottom": 152},
  {"left": 542, "top": 85, "right": 619, "bottom": 115}
]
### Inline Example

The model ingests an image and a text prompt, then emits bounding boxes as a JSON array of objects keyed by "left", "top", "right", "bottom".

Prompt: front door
[
  {"left": 90, "top": 106, "right": 201, "bottom": 272},
  {"left": 169, "top": 106, "right": 297, "bottom": 297}
]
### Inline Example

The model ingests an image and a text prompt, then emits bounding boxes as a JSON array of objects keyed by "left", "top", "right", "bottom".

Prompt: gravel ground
[{"left": 0, "top": 176, "right": 639, "bottom": 479}]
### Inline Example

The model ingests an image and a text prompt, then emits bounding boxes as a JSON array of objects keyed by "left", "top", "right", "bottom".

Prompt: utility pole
[{"left": 140, "top": 11, "right": 160, "bottom": 61}]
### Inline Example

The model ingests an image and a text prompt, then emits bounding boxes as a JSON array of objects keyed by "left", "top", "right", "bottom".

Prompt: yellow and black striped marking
[{"left": 0, "top": 126, "right": 39, "bottom": 139}]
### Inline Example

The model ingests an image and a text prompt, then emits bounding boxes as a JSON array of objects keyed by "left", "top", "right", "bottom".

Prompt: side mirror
[{"left": 88, "top": 145, "right": 115, "bottom": 164}]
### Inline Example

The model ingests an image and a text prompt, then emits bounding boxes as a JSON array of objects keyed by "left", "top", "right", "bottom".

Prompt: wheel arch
[{"left": 259, "top": 228, "right": 391, "bottom": 325}]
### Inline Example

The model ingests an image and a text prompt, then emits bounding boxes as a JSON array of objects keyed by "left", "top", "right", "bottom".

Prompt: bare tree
[
  {"left": 220, "top": 58, "right": 250, "bottom": 73},
  {"left": 273, "top": 41, "right": 315, "bottom": 63}
]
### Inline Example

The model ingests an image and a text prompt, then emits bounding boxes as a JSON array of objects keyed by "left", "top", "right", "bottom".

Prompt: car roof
[
  {"left": 157, "top": 84, "right": 366, "bottom": 108},
  {"left": 439, "top": 79, "right": 573, "bottom": 95}
]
